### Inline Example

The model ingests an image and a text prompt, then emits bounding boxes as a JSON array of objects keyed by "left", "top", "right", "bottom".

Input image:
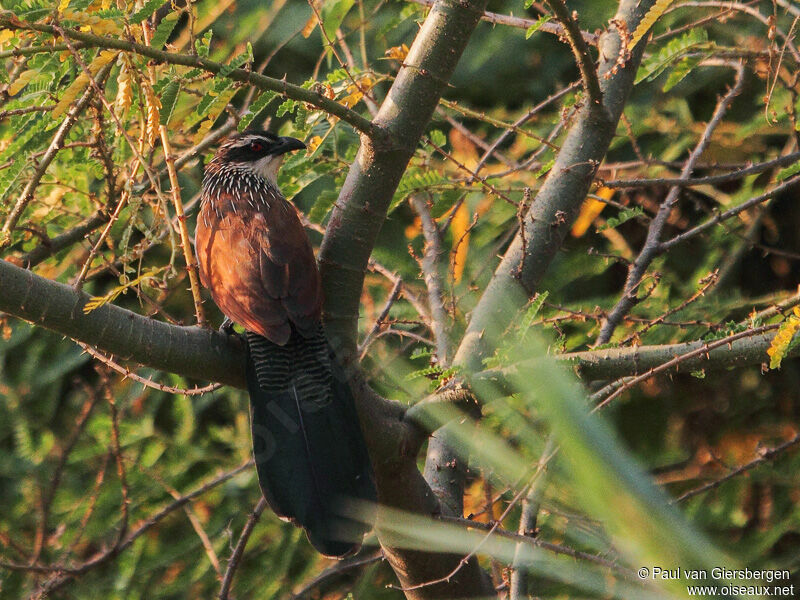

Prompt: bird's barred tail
[{"left": 245, "top": 326, "right": 376, "bottom": 557}]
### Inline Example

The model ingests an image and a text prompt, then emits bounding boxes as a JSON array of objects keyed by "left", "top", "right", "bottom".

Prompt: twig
[
  {"left": 601, "top": 151, "right": 800, "bottom": 188},
  {"left": 544, "top": 0, "right": 603, "bottom": 106},
  {"left": 437, "top": 515, "right": 632, "bottom": 577},
  {"left": 218, "top": 497, "right": 267, "bottom": 600},
  {"left": 142, "top": 22, "right": 206, "bottom": 327},
  {"left": 290, "top": 551, "right": 383, "bottom": 599},
  {"left": 412, "top": 195, "right": 451, "bottom": 364},
  {"left": 618, "top": 270, "right": 719, "bottom": 345},
  {"left": 78, "top": 342, "right": 222, "bottom": 395},
  {"left": 146, "top": 469, "right": 222, "bottom": 578},
  {"left": 472, "top": 82, "right": 580, "bottom": 179},
  {"left": 53, "top": 24, "right": 180, "bottom": 265},
  {"left": 31, "top": 388, "right": 102, "bottom": 563},
  {"left": 73, "top": 157, "right": 141, "bottom": 288},
  {"left": 660, "top": 174, "right": 800, "bottom": 251},
  {"left": 98, "top": 368, "right": 131, "bottom": 545},
  {"left": 0, "top": 105, "right": 54, "bottom": 118},
  {"left": 0, "top": 63, "right": 111, "bottom": 248},
  {"left": 593, "top": 323, "right": 778, "bottom": 410},
  {"left": 674, "top": 433, "right": 800, "bottom": 503},
  {"left": 596, "top": 62, "right": 746, "bottom": 344},
  {"left": 398, "top": 480, "right": 532, "bottom": 592},
  {"left": 0, "top": 17, "right": 383, "bottom": 140},
  {"left": 509, "top": 437, "right": 555, "bottom": 599},
  {"left": 407, "top": 0, "right": 599, "bottom": 45},
  {"left": 368, "top": 259, "right": 431, "bottom": 322},
  {"left": 359, "top": 276, "right": 403, "bottom": 360},
  {"left": 23, "top": 460, "right": 254, "bottom": 596}
]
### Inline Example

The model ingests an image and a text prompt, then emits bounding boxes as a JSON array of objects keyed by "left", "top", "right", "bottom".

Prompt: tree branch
[
  {"left": 477, "top": 328, "right": 790, "bottom": 384},
  {"left": 318, "top": 0, "right": 489, "bottom": 354},
  {"left": 407, "top": 0, "right": 599, "bottom": 45},
  {"left": 596, "top": 62, "right": 746, "bottom": 344},
  {"left": 452, "top": 0, "right": 655, "bottom": 373},
  {"left": 0, "top": 16, "right": 382, "bottom": 140},
  {"left": 0, "top": 258, "right": 245, "bottom": 386},
  {"left": 316, "top": 1, "right": 496, "bottom": 596},
  {"left": 544, "top": 0, "right": 602, "bottom": 105}
]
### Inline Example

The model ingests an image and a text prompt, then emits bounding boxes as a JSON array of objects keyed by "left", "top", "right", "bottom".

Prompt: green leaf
[
  {"left": 662, "top": 54, "right": 704, "bottom": 91},
  {"left": 276, "top": 99, "right": 297, "bottom": 118},
  {"left": 320, "top": 0, "right": 355, "bottom": 42},
  {"left": 294, "top": 104, "right": 309, "bottom": 132},
  {"left": 159, "top": 80, "right": 180, "bottom": 126},
  {"left": 389, "top": 167, "right": 447, "bottom": 213},
  {"left": 429, "top": 129, "right": 446, "bottom": 147},
  {"left": 777, "top": 160, "right": 800, "bottom": 181},
  {"left": 519, "top": 291, "right": 549, "bottom": 338},
  {"left": 196, "top": 30, "right": 212, "bottom": 57},
  {"left": 308, "top": 189, "right": 339, "bottom": 223},
  {"left": 635, "top": 29, "right": 710, "bottom": 85},
  {"left": 129, "top": 0, "right": 164, "bottom": 22},
  {"left": 0, "top": 159, "right": 25, "bottom": 204},
  {"left": 597, "top": 206, "right": 644, "bottom": 231},
  {"left": 326, "top": 68, "right": 349, "bottom": 84},
  {"left": 239, "top": 91, "right": 277, "bottom": 131},
  {"left": 525, "top": 15, "right": 552, "bottom": 39},
  {"left": 150, "top": 11, "right": 179, "bottom": 49},
  {"left": 218, "top": 45, "right": 253, "bottom": 78},
  {"left": 535, "top": 158, "right": 554, "bottom": 179}
]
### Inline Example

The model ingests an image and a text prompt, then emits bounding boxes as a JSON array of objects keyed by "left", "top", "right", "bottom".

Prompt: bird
[{"left": 195, "top": 129, "right": 376, "bottom": 557}]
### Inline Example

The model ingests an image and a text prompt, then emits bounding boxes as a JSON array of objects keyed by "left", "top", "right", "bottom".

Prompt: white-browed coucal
[{"left": 195, "top": 129, "right": 376, "bottom": 557}]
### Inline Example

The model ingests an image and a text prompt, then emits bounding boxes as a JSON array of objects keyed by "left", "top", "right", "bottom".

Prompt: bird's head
[{"left": 211, "top": 130, "right": 306, "bottom": 184}]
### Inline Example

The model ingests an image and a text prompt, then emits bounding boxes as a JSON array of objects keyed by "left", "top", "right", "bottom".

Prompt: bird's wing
[
  {"left": 254, "top": 201, "right": 323, "bottom": 338},
  {"left": 195, "top": 193, "right": 322, "bottom": 345}
]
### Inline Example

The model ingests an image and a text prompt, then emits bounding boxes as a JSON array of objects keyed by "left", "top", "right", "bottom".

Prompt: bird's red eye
[{"left": 250, "top": 142, "right": 264, "bottom": 152}]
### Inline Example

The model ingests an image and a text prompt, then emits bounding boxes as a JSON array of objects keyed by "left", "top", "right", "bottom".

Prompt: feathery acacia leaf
[{"left": 630, "top": 0, "right": 677, "bottom": 49}]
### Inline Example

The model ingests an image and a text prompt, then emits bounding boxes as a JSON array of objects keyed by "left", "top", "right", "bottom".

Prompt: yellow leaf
[
  {"left": 767, "top": 315, "right": 800, "bottom": 369},
  {"left": 384, "top": 43, "right": 409, "bottom": 61},
  {"left": 7, "top": 69, "right": 36, "bottom": 96},
  {"left": 451, "top": 202, "right": 469, "bottom": 284},
  {"left": 0, "top": 29, "right": 15, "bottom": 47},
  {"left": 58, "top": 0, "right": 70, "bottom": 11},
  {"left": 83, "top": 268, "right": 163, "bottom": 313},
  {"left": 340, "top": 75, "right": 376, "bottom": 108},
  {"left": 301, "top": 14, "right": 317, "bottom": 38},
  {"left": 630, "top": 0, "right": 675, "bottom": 49},
  {"left": 142, "top": 79, "right": 161, "bottom": 147},
  {"left": 449, "top": 128, "right": 479, "bottom": 170},
  {"left": 306, "top": 135, "right": 323, "bottom": 154},
  {"left": 571, "top": 186, "right": 613, "bottom": 237},
  {"left": 197, "top": 117, "right": 214, "bottom": 138},
  {"left": 115, "top": 54, "right": 133, "bottom": 115},
  {"left": 53, "top": 50, "right": 118, "bottom": 118},
  {"left": 404, "top": 216, "right": 421, "bottom": 240},
  {"left": 52, "top": 72, "right": 88, "bottom": 118}
]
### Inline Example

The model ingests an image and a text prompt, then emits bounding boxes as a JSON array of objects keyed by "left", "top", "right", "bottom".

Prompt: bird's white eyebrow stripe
[{"left": 227, "top": 134, "right": 277, "bottom": 148}]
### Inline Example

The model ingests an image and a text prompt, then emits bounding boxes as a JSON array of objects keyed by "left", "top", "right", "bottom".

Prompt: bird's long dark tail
[{"left": 245, "top": 326, "right": 376, "bottom": 557}]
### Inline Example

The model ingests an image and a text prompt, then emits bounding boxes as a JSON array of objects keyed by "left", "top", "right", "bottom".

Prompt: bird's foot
[{"left": 219, "top": 317, "right": 236, "bottom": 335}]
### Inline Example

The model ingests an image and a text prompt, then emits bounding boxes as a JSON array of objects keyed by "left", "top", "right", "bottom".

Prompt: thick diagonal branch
[
  {"left": 318, "top": 0, "right": 488, "bottom": 354},
  {"left": 317, "top": 1, "right": 494, "bottom": 596},
  {"left": 453, "top": 0, "right": 655, "bottom": 373}
]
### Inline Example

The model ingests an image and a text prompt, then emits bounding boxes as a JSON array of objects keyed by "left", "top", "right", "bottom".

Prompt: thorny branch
[{"left": 596, "top": 61, "right": 747, "bottom": 345}]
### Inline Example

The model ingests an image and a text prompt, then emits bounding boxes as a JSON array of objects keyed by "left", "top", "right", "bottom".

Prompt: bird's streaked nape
[{"left": 195, "top": 129, "right": 376, "bottom": 557}]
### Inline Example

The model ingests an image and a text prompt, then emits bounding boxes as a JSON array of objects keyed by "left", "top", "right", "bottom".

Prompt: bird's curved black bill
[{"left": 272, "top": 136, "right": 306, "bottom": 155}]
